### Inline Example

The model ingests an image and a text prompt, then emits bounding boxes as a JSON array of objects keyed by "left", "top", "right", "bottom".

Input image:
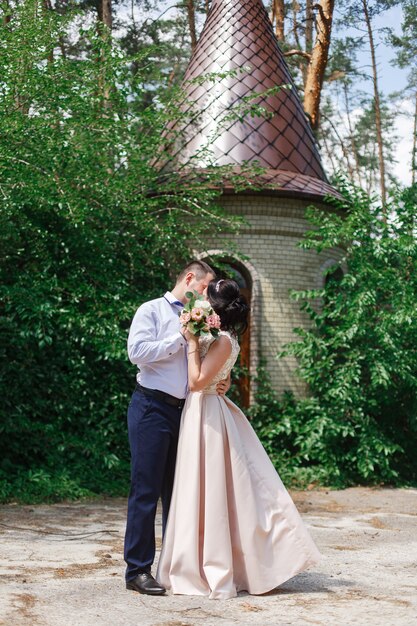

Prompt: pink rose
[
  {"left": 207, "top": 313, "right": 221, "bottom": 329},
  {"left": 180, "top": 312, "right": 191, "bottom": 324},
  {"left": 191, "top": 307, "right": 204, "bottom": 321}
]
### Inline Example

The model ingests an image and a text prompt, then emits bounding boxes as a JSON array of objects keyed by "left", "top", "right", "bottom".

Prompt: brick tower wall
[{"left": 201, "top": 195, "right": 344, "bottom": 398}]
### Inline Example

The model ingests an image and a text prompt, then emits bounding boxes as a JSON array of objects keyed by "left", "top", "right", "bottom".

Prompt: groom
[{"left": 124, "top": 260, "right": 227, "bottom": 595}]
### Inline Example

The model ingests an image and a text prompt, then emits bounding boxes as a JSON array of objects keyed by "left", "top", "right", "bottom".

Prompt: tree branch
[{"left": 283, "top": 49, "right": 312, "bottom": 61}]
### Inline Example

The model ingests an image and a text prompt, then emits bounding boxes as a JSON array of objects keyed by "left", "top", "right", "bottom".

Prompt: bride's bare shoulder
[{"left": 207, "top": 333, "right": 232, "bottom": 356}]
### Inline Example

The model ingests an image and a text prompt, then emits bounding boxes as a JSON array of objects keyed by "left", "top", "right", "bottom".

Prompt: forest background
[{"left": 0, "top": 0, "right": 416, "bottom": 503}]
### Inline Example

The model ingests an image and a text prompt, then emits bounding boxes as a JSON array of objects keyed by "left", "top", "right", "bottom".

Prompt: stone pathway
[{"left": 0, "top": 488, "right": 416, "bottom": 625}]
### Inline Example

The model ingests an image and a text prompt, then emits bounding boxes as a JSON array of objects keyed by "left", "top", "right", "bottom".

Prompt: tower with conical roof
[{"left": 172, "top": 0, "right": 343, "bottom": 400}]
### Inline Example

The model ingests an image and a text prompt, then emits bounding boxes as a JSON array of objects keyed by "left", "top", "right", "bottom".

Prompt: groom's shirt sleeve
[{"left": 127, "top": 301, "right": 184, "bottom": 365}]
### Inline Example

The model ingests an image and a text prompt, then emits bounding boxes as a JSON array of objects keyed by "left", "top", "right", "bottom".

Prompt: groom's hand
[{"left": 216, "top": 374, "right": 231, "bottom": 396}]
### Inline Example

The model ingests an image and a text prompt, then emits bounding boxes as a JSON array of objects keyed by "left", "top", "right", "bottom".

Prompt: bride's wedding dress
[{"left": 157, "top": 331, "right": 320, "bottom": 599}]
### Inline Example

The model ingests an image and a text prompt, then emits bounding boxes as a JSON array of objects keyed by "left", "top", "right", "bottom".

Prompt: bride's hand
[{"left": 182, "top": 327, "right": 198, "bottom": 345}]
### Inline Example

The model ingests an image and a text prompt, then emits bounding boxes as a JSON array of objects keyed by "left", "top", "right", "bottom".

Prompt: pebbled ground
[{"left": 0, "top": 487, "right": 416, "bottom": 626}]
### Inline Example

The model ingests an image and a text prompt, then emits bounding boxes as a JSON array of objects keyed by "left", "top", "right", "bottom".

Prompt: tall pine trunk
[
  {"left": 305, "top": 0, "right": 313, "bottom": 52},
  {"left": 303, "top": 0, "right": 334, "bottom": 130},
  {"left": 362, "top": 0, "right": 386, "bottom": 210},
  {"left": 187, "top": 0, "right": 198, "bottom": 53},
  {"left": 98, "top": 0, "right": 112, "bottom": 31},
  {"left": 97, "top": 1, "right": 112, "bottom": 109},
  {"left": 343, "top": 83, "right": 362, "bottom": 187},
  {"left": 271, "top": 0, "right": 285, "bottom": 42}
]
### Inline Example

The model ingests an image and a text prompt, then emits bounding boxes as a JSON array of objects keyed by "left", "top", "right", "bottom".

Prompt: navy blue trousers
[{"left": 124, "top": 388, "right": 182, "bottom": 582}]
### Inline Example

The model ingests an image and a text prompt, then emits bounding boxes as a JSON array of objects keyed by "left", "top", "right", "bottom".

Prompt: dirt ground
[{"left": 0, "top": 487, "right": 416, "bottom": 626}]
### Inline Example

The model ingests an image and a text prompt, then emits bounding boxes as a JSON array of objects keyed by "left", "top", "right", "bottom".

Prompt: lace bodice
[{"left": 198, "top": 330, "right": 240, "bottom": 393}]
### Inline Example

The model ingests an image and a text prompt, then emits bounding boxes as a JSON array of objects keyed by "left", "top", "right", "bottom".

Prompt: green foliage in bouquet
[{"left": 250, "top": 181, "right": 417, "bottom": 487}]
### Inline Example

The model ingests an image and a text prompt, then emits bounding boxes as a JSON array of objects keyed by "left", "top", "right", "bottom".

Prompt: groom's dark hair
[{"left": 175, "top": 260, "right": 216, "bottom": 283}]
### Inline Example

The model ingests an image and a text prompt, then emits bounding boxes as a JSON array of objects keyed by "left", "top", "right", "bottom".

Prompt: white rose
[{"left": 199, "top": 300, "right": 211, "bottom": 310}]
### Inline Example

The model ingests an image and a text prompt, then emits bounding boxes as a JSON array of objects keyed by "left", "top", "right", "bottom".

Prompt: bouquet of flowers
[{"left": 179, "top": 291, "right": 221, "bottom": 338}]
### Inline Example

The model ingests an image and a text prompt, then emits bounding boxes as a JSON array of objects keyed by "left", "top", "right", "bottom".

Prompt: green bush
[
  {"left": 0, "top": 3, "right": 239, "bottom": 502},
  {"left": 251, "top": 182, "right": 417, "bottom": 487},
  {"left": 249, "top": 366, "right": 334, "bottom": 488}
]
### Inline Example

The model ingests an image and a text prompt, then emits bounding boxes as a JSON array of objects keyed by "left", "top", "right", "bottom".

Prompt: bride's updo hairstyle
[{"left": 207, "top": 278, "right": 249, "bottom": 335}]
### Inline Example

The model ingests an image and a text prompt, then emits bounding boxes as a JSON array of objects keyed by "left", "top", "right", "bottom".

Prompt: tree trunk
[
  {"left": 322, "top": 112, "right": 355, "bottom": 180},
  {"left": 343, "top": 83, "right": 362, "bottom": 187},
  {"left": 303, "top": 0, "right": 334, "bottom": 131},
  {"left": 186, "top": 0, "right": 198, "bottom": 53},
  {"left": 96, "top": 1, "right": 112, "bottom": 108},
  {"left": 412, "top": 90, "right": 417, "bottom": 185},
  {"left": 305, "top": 0, "right": 313, "bottom": 52},
  {"left": 291, "top": 1, "right": 307, "bottom": 81},
  {"left": 43, "top": 0, "right": 54, "bottom": 63},
  {"left": 362, "top": 0, "right": 386, "bottom": 209},
  {"left": 97, "top": 0, "right": 112, "bottom": 31},
  {"left": 291, "top": 1, "right": 302, "bottom": 49},
  {"left": 271, "top": 0, "right": 285, "bottom": 42},
  {"left": 205, "top": 0, "right": 211, "bottom": 15}
]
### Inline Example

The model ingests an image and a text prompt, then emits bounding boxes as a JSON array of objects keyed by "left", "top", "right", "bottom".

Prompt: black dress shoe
[{"left": 126, "top": 572, "right": 166, "bottom": 596}]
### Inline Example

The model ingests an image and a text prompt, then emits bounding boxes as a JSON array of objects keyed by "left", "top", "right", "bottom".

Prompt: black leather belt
[{"left": 136, "top": 384, "right": 185, "bottom": 410}]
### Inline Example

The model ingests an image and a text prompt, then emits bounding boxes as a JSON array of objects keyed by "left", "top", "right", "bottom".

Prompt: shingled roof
[{"left": 167, "top": 0, "right": 337, "bottom": 200}]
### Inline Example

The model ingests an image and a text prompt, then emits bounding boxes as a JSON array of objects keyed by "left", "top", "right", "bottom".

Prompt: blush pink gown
[{"left": 156, "top": 331, "right": 321, "bottom": 599}]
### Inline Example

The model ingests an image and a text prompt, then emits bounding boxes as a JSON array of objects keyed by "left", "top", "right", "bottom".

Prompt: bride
[{"left": 157, "top": 278, "right": 320, "bottom": 599}]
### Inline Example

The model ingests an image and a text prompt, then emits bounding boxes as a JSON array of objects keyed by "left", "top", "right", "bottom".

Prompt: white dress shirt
[{"left": 127, "top": 291, "right": 187, "bottom": 399}]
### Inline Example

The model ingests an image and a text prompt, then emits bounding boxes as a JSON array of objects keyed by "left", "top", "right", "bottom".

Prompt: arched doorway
[{"left": 203, "top": 257, "right": 252, "bottom": 407}]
